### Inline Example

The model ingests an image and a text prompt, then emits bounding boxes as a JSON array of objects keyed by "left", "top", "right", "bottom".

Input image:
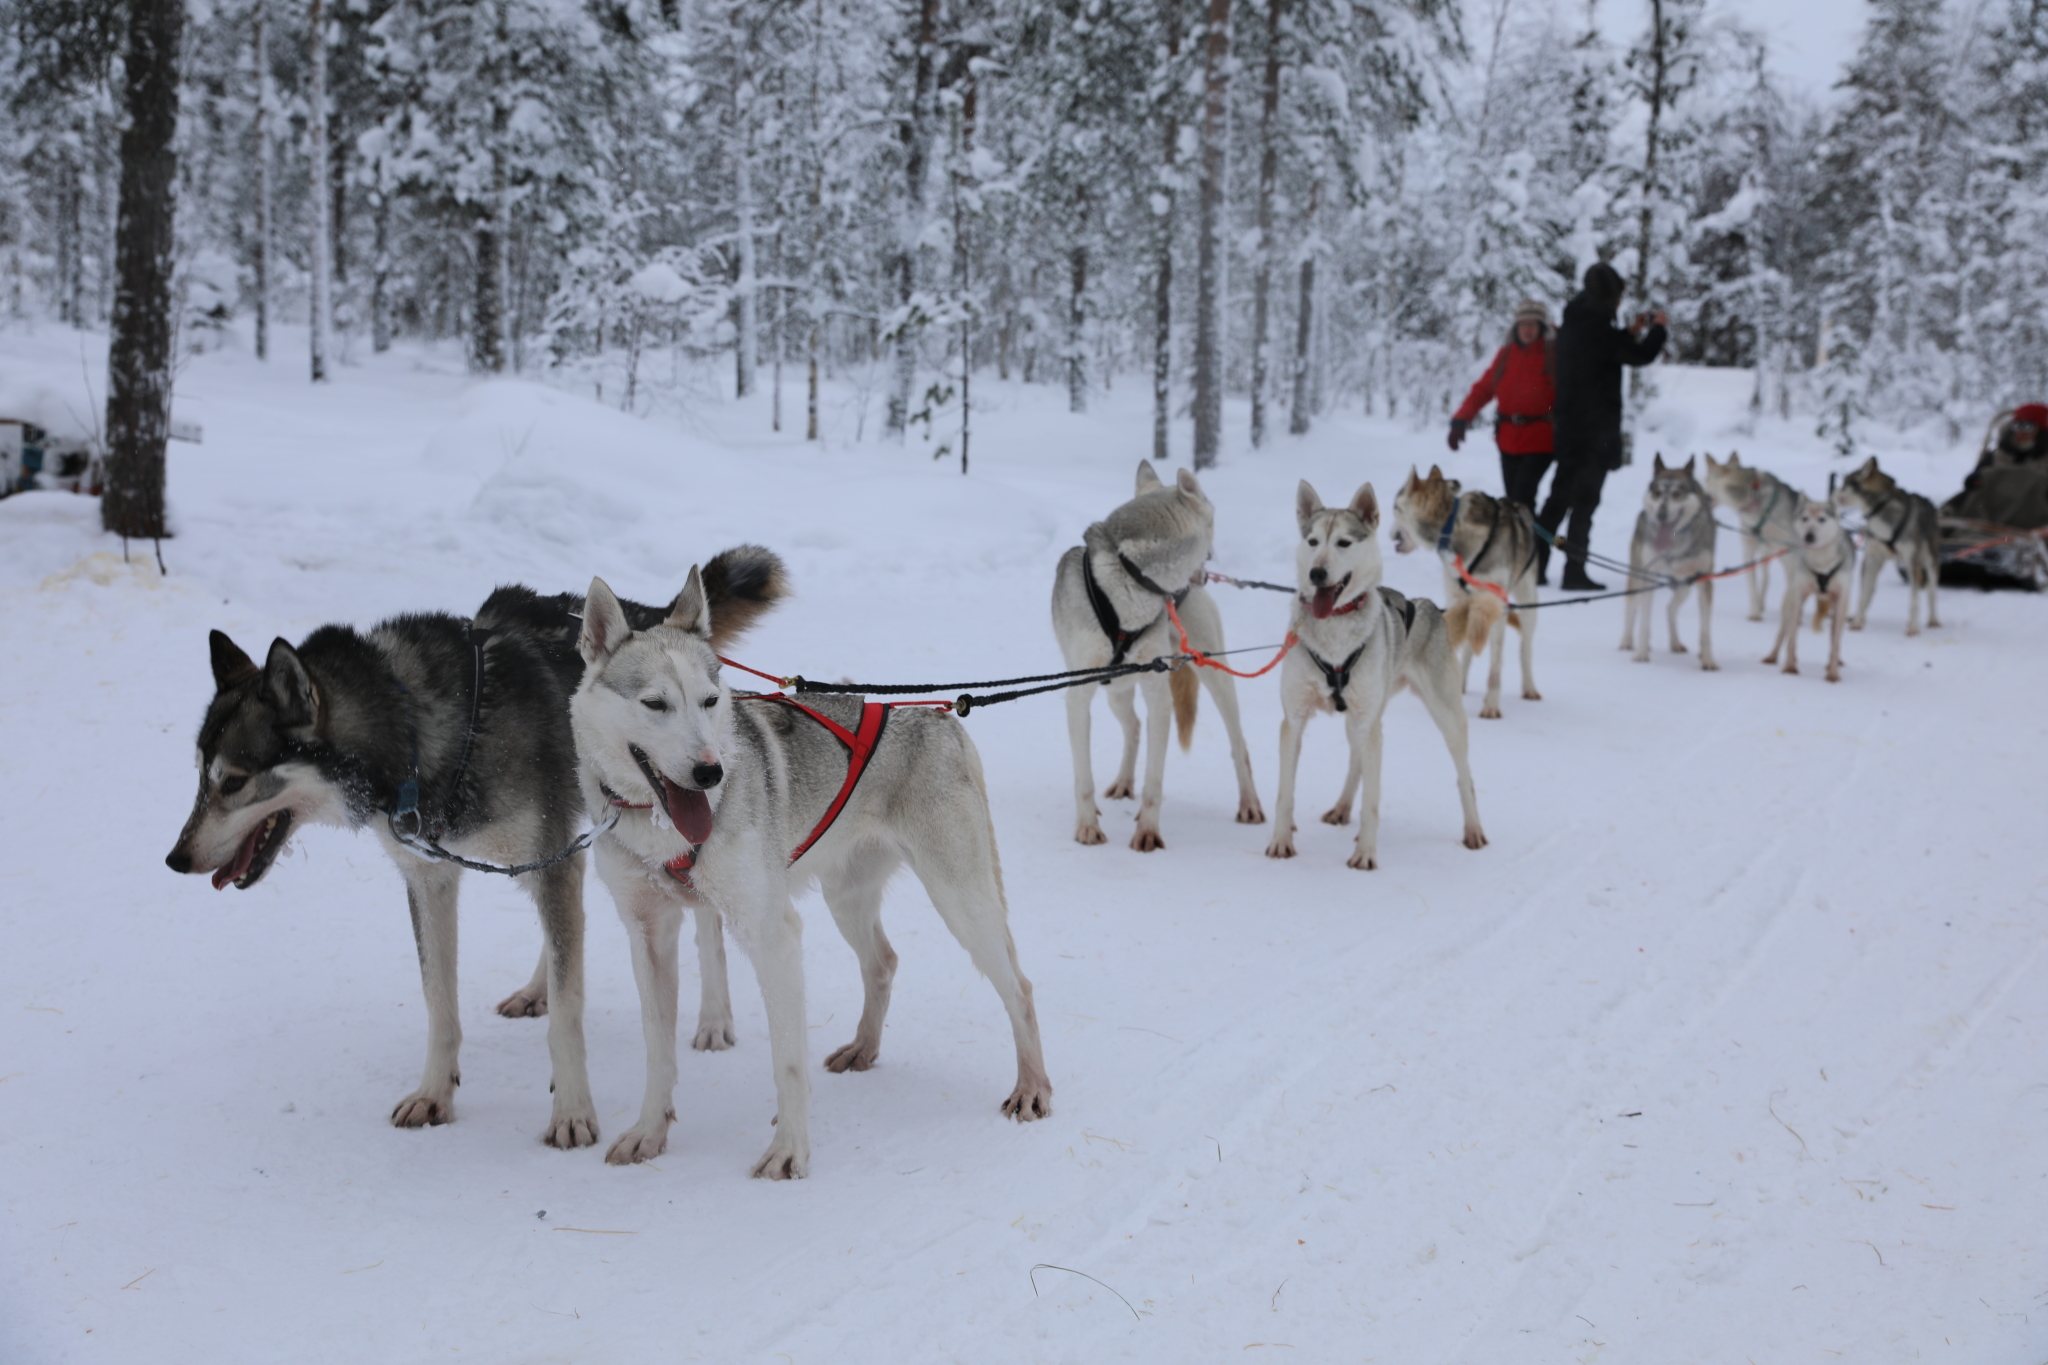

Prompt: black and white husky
[
  {"left": 1621, "top": 455, "right": 1719, "bottom": 669},
  {"left": 570, "top": 567, "right": 1053, "bottom": 1178},
  {"left": 163, "top": 554, "right": 783, "bottom": 1148}
]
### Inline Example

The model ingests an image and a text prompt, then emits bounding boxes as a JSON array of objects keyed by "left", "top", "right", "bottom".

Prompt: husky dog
[
  {"left": 1265, "top": 481, "right": 1492, "bottom": 870},
  {"left": 162, "top": 551, "right": 783, "bottom": 1147},
  {"left": 1389, "top": 465, "right": 1541, "bottom": 719},
  {"left": 1051, "top": 459, "right": 1264, "bottom": 850},
  {"left": 1702, "top": 452, "right": 1801, "bottom": 621},
  {"left": 1620, "top": 455, "right": 1718, "bottom": 669},
  {"left": 1832, "top": 456, "right": 1942, "bottom": 636},
  {"left": 571, "top": 569, "right": 1052, "bottom": 1178},
  {"left": 1763, "top": 499, "right": 1854, "bottom": 682}
]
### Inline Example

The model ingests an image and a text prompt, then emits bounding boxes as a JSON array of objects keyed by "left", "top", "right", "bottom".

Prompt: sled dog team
[{"left": 162, "top": 448, "right": 1941, "bottom": 1178}]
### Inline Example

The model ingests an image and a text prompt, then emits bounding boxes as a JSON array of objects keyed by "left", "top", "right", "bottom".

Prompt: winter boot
[{"left": 1560, "top": 563, "right": 1607, "bottom": 593}]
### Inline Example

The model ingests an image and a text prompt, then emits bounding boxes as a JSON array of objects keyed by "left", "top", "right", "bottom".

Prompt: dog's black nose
[
  {"left": 1308, "top": 566, "right": 1327, "bottom": 585},
  {"left": 692, "top": 763, "right": 723, "bottom": 789},
  {"left": 165, "top": 850, "right": 191, "bottom": 874}
]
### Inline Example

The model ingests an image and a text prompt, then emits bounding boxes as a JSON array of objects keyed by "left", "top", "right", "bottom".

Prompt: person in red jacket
[{"left": 1448, "top": 298, "right": 1557, "bottom": 515}]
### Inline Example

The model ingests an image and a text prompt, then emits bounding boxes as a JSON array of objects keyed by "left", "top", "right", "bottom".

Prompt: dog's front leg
[
  {"left": 532, "top": 853, "right": 599, "bottom": 1148},
  {"left": 1177, "top": 589, "right": 1265, "bottom": 823},
  {"left": 1745, "top": 536, "right": 1768, "bottom": 621},
  {"left": 1101, "top": 681, "right": 1141, "bottom": 800},
  {"left": 1265, "top": 701, "right": 1308, "bottom": 858},
  {"left": 1130, "top": 670, "right": 1173, "bottom": 851},
  {"left": 1920, "top": 548, "right": 1941, "bottom": 631},
  {"left": 1065, "top": 686, "right": 1106, "bottom": 845},
  {"left": 1479, "top": 602, "right": 1507, "bottom": 718},
  {"left": 392, "top": 857, "right": 463, "bottom": 1128},
  {"left": 1346, "top": 712, "right": 1386, "bottom": 870},
  {"left": 1696, "top": 576, "right": 1718, "bottom": 671},
  {"left": 495, "top": 947, "right": 549, "bottom": 1018},
  {"left": 1763, "top": 583, "right": 1794, "bottom": 667},
  {"left": 1664, "top": 581, "right": 1692, "bottom": 658},
  {"left": 1825, "top": 588, "right": 1847, "bottom": 683},
  {"left": 745, "top": 894, "right": 812, "bottom": 1180},
  {"left": 691, "top": 907, "right": 735, "bottom": 1051},
  {"left": 1851, "top": 544, "right": 1883, "bottom": 631},
  {"left": 602, "top": 857, "right": 685, "bottom": 1165},
  {"left": 1621, "top": 545, "right": 1643, "bottom": 655},
  {"left": 1515, "top": 587, "right": 1542, "bottom": 700}
]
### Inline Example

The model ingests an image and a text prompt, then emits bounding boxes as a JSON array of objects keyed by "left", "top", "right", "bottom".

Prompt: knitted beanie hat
[
  {"left": 2014, "top": 403, "right": 2048, "bottom": 428},
  {"left": 1513, "top": 299, "right": 1550, "bottom": 326}
]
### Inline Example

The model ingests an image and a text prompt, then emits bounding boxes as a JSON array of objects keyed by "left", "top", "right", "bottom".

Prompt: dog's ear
[
  {"left": 1858, "top": 456, "right": 1878, "bottom": 479},
  {"left": 262, "top": 638, "right": 317, "bottom": 729},
  {"left": 1174, "top": 467, "right": 1205, "bottom": 501},
  {"left": 1135, "top": 459, "right": 1163, "bottom": 495},
  {"left": 580, "top": 576, "right": 631, "bottom": 664},
  {"left": 1426, "top": 464, "right": 1444, "bottom": 484},
  {"left": 1401, "top": 465, "right": 1419, "bottom": 492},
  {"left": 664, "top": 564, "right": 715, "bottom": 639},
  {"left": 1682, "top": 455, "right": 1696, "bottom": 476},
  {"left": 1727, "top": 451, "right": 1743, "bottom": 468},
  {"left": 209, "top": 630, "right": 260, "bottom": 692},
  {"left": 1349, "top": 482, "right": 1379, "bottom": 530},
  {"left": 1296, "top": 480, "right": 1323, "bottom": 534},
  {"left": 1654, "top": 453, "right": 1668, "bottom": 473}
]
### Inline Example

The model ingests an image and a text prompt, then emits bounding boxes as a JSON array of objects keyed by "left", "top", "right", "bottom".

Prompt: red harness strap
[{"left": 656, "top": 697, "right": 891, "bottom": 890}]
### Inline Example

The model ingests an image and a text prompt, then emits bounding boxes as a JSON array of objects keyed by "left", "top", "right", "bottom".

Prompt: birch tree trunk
[
  {"left": 252, "top": 0, "right": 270, "bottom": 361},
  {"left": 1067, "top": 188, "right": 1088, "bottom": 413},
  {"left": 371, "top": 186, "right": 391, "bottom": 353},
  {"left": 886, "top": 0, "right": 940, "bottom": 439},
  {"left": 1630, "top": 0, "right": 1667, "bottom": 400},
  {"left": 1153, "top": 0, "right": 1181, "bottom": 464},
  {"left": 1191, "top": 0, "right": 1233, "bottom": 469},
  {"left": 1288, "top": 181, "right": 1319, "bottom": 435},
  {"left": 307, "top": 0, "right": 332, "bottom": 382},
  {"left": 102, "top": 0, "right": 185, "bottom": 541},
  {"left": 1249, "top": 0, "right": 1283, "bottom": 449},
  {"left": 734, "top": 135, "right": 759, "bottom": 399}
]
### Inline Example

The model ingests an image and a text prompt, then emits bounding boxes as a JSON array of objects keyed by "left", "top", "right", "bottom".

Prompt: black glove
[{"left": 1447, "top": 418, "right": 1469, "bottom": 452}]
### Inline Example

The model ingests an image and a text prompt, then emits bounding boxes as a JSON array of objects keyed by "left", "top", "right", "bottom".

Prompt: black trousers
[
  {"left": 1498, "top": 450, "right": 1555, "bottom": 510},
  {"left": 1538, "top": 423, "right": 1622, "bottom": 565}
]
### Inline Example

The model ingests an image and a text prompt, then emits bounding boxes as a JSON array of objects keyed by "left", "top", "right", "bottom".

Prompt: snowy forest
[{"left": 4, "top": 0, "right": 2046, "bottom": 472}]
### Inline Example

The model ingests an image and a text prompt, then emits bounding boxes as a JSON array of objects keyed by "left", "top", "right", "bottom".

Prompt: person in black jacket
[{"left": 1536, "top": 262, "right": 1667, "bottom": 591}]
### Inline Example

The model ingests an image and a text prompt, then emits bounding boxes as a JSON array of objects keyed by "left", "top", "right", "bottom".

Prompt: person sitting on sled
[
  {"left": 1448, "top": 299, "right": 1557, "bottom": 518},
  {"left": 1972, "top": 403, "right": 2046, "bottom": 475}
]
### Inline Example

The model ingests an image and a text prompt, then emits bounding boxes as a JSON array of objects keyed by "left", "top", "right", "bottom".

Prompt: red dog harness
[{"left": 610, "top": 695, "right": 891, "bottom": 892}]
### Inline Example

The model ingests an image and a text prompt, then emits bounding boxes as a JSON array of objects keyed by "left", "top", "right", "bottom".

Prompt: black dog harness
[
  {"left": 1302, "top": 589, "right": 1416, "bottom": 712},
  {"left": 1439, "top": 493, "right": 1539, "bottom": 590},
  {"left": 1081, "top": 551, "right": 1191, "bottom": 677}
]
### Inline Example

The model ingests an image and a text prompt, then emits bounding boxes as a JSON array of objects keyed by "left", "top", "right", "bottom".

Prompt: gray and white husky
[
  {"left": 571, "top": 568, "right": 1052, "bottom": 1179},
  {"left": 1266, "top": 481, "right": 1492, "bottom": 870},
  {"left": 161, "top": 553, "right": 783, "bottom": 1148},
  {"left": 1051, "top": 459, "right": 1263, "bottom": 850},
  {"left": 1388, "top": 465, "right": 1541, "bottom": 718},
  {"left": 1832, "top": 456, "right": 1942, "bottom": 636},
  {"left": 1702, "top": 452, "right": 1801, "bottom": 621},
  {"left": 1621, "top": 454, "right": 1718, "bottom": 669},
  {"left": 1763, "top": 498, "right": 1855, "bottom": 683}
]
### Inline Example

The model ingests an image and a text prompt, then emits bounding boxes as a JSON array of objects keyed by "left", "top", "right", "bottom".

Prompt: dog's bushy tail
[
  {"left": 1811, "top": 593, "right": 1832, "bottom": 633},
  {"left": 1171, "top": 663, "right": 1199, "bottom": 751},
  {"left": 702, "top": 545, "right": 790, "bottom": 649},
  {"left": 1444, "top": 593, "right": 1505, "bottom": 654}
]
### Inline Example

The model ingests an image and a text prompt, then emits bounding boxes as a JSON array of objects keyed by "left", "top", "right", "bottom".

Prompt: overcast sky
[{"left": 1714, "top": 0, "right": 1868, "bottom": 97}]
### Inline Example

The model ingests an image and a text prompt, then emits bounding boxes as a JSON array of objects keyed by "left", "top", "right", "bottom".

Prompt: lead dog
[
  {"left": 1621, "top": 455, "right": 1718, "bottom": 669},
  {"left": 161, "top": 551, "right": 782, "bottom": 1147},
  {"left": 572, "top": 568, "right": 1052, "bottom": 1178},
  {"left": 1832, "top": 456, "right": 1941, "bottom": 636},
  {"left": 1763, "top": 498, "right": 1854, "bottom": 682},
  {"left": 1266, "top": 481, "right": 1492, "bottom": 869},
  {"left": 1389, "top": 465, "right": 1541, "bottom": 718},
  {"left": 1051, "top": 459, "right": 1264, "bottom": 850},
  {"left": 1702, "top": 452, "right": 1800, "bottom": 621}
]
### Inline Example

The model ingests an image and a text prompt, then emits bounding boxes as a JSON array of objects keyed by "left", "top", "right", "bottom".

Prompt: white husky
[
  {"left": 1051, "top": 460, "right": 1264, "bottom": 850},
  {"left": 1762, "top": 498, "right": 1854, "bottom": 683},
  {"left": 1266, "top": 481, "right": 1493, "bottom": 869},
  {"left": 571, "top": 568, "right": 1052, "bottom": 1178}
]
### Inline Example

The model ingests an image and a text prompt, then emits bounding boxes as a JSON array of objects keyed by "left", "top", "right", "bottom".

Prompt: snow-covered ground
[{"left": 3, "top": 328, "right": 2042, "bottom": 1363}]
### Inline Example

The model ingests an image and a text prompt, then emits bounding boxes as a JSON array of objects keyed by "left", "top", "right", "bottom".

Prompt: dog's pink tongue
[
  {"left": 212, "top": 828, "right": 259, "bottom": 890},
  {"left": 663, "top": 783, "right": 715, "bottom": 844},
  {"left": 1310, "top": 586, "right": 1339, "bottom": 620}
]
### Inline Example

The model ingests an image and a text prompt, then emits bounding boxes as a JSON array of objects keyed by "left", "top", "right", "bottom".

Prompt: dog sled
[
  {"left": 0, "top": 419, "right": 100, "bottom": 497},
  {"left": 1937, "top": 409, "right": 2048, "bottom": 590}
]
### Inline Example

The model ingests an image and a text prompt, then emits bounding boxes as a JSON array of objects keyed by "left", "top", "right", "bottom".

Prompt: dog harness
[
  {"left": 1860, "top": 489, "right": 1909, "bottom": 551},
  {"left": 608, "top": 696, "right": 890, "bottom": 893},
  {"left": 1439, "top": 492, "right": 1541, "bottom": 591},
  {"left": 1809, "top": 554, "right": 1850, "bottom": 596},
  {"left": 1301, "top": 589, "right": 1417, "bottom": 712},
  {"left": 1743, "top": 477, "right": 1783, "bottom": 538},
  {"left": 1081, "top": 551, "right": 1191, "bottom": 677}
]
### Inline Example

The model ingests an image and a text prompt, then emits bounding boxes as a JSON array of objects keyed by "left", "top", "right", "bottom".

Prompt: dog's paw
[
  {"left": 390, "top": 1088, "right": 454, "bottom": 1128},
  {"left": 1849, "top": 619, "right": 1867, "bottom": 632},
  {"left": 1747, "top": 611, "right": 1765, "bottom": 623},
  {"left": 1632, "top": 652, "right": 1651, "bottom": 664},
  {"left": 1345, "top": 850, "right": 1379, "bottom": 871},
  {"left": 494, "top": 986, "right": 548, "bottom": 1018},
  {"left": 1522, "top": 686, "right": 1542, "bottom": 700},
  {"left": 1264, "top": 835, "right": 1297, "bottom": 859},
  {"left": 1699, "top": 656, "right": 1720, "bottom": 672},
  {"left": 1129, "top": 828, "right": 1165, "bottom": 853},
  {"left": 605, "top": 1118, "right": 671, "bottom": 1166},
  {"left": 1319, "top": 805, "right": 1350, "bottom": 826},
  {"left": 1074, "top": 823, "right": 1107, "bottom": 846},
  {"left": 824, "top": 1038, "right": 880, "bottom": 1073},
  {"left": 1671, "top": 641, "right": 1688, "bottom": 654},
  {"left": 1235, "top": 796, "right": 1267, "bottom": 825},
  {"left": 1781, "top": 662, "right": 1798, "bottom": 675},
  {"left": 542, "top": 1107, "right": 600, "bottom": 1150},
  {"left": 750, "top": 1137, "right": 809, "bottom": 1181},
  {"left": 1825, "top": 666, "right": 1842, "bottom": 683},
  {"left": 1002, "top": 1072, "right": 1054, "bottom": 1121},
  {"left": 692, "top": 1019, "right": 736, "bottom": 1051},
  {"left": 1462, "top": 827, "right": 1489, "bottom": 851},
  {"left": 1479, "top": 702, "right": 1503, "bottom": 719},
  {"left": 1905, "top": 623, "right": 1920, "bottom": 637},
  {"left": 1102, "top": 779, "right": 1135, "bottom": 800}
]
